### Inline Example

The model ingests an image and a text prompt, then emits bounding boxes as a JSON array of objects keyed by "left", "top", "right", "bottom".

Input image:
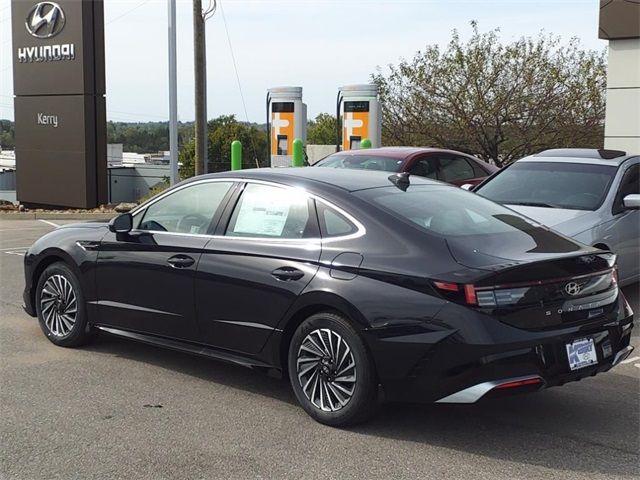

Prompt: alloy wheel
[
  {"left": 40, "top": 274, "right": 78, "bottom": 337},
  {"left": 296, "top": 328, "right": 357, "bottom": 412}
]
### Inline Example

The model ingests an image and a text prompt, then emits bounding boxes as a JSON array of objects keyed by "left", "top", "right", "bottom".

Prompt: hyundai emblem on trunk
[{"left": 565, "top": 282, "right": 582, "bottom": 296}]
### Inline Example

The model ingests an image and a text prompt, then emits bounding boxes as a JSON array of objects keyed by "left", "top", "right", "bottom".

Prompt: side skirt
[{"left": 93, "top": 324, "right": 279, "bottom": 373}]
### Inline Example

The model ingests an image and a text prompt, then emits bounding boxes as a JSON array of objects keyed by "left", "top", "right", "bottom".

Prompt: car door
[
  {"left": 609, "top": 162, "right": 640, "bottom": 284},
  {"left": 95, "top": 180, "right": 235, "bottom": 340},
  {"left": 195, "top": 182, "right": 321, "bottom": 354}
]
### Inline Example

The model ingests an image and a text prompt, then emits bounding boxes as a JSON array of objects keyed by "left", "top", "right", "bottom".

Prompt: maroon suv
[{"left": 314, "top": 147, "right": 498, "bottom": 187}]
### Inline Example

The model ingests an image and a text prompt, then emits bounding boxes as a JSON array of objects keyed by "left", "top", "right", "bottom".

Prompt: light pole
[{"left": 168, "top": 0, "right": 179, "bottom": 185}]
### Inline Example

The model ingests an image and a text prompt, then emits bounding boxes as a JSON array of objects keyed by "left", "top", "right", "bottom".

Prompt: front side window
[
  {"left": 438, "top": 156, "right": 475, "bottom": 182},
  {"left": 226, "top": 184, "right": 312, "bottom": 239},
  {"left": 138, "top": 182, "right": 233, "bottom": 234},
  {"left": 476, "top": 161, "right": 617, "bottom": 211},
  {"left": 408, "top": 159, "right": 438, "bottom": 179},
  {"left": 614, "top": 163, "right": 640, "bottom": 212},
  {"left": 618, "top": 164, "right": 639, "bottom": 197}
]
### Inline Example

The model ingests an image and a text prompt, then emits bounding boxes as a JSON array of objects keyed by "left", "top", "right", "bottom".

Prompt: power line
[
  {"left": 105, "top": 0, "right": 153, "bottom": 26},
  {"left": 219, "top": 0, "right": 260, "bottom": 166}
]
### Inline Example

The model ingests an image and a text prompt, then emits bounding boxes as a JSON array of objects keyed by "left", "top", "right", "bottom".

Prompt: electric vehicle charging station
[
  {"left": 336, "top": 84, "right": 381, "bottom": 151},
  {"left": 266, "top": 87, "right": 307, "bottom": 167}
]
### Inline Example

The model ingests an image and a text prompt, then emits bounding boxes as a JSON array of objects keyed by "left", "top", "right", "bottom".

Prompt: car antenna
[{"left": 388, "top": 172, "right": 410, "bottom": 191}]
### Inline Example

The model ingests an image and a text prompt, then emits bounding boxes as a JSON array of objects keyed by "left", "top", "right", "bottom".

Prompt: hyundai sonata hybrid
[{"left": 23, "top": 168, "right": 634, "bottom": 426}]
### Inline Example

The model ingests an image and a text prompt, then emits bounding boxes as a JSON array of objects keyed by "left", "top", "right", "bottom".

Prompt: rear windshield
[
  {"left": 315, "top": 154, "right": 403, "bottom": 172},
  {"left": 475, "top": 161, "right": 617, "bottom": 211},
  {"left": 357, "top": 186, "right": 540, "bottom": 236},
  {"left": 357, "top": 185, "right": 581, "bottom": 254}
]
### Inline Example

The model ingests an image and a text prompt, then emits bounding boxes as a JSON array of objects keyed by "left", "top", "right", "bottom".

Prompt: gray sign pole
[{"left": 168, "top": 0, "right": 178, "bottom": 185}]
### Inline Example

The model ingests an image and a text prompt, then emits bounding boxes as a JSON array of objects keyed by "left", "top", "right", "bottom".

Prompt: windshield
[
  {"left": 475, "top": 161, "right": 616, "bottom": 210},
  {"left": 315, "top": 154, "right": 403, "bottom": 172},
  {"left": 356, "top": 185, "right": 581, "bottom": 254}
]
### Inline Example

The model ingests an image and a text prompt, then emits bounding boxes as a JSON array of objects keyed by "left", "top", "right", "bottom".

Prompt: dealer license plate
[{"left": 566, "top": 338, "right": 598, "bottom": 371}]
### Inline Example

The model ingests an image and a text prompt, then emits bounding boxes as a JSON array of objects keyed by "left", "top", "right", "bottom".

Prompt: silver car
[{"left": 473, "top": 149, "right": 639, "bottom": 286}]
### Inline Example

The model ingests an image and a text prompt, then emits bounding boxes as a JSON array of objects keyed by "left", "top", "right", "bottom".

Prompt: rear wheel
[
  {"left": 36, "top": 262, "right": 92, "bottom": 347},
  {"left": 288, "top": 312, "right": 378, "bottom": 426}
]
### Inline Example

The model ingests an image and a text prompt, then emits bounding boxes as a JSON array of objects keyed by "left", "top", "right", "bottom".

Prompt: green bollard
[
  {"left": 231, "top": 140, "right": 242, "bottom": 171},
  {"left": 360, "top": 138, "right": 372, "bottom": 149},
  {"left": 292, "top": 138, "right": 304, "bottom": 167}
]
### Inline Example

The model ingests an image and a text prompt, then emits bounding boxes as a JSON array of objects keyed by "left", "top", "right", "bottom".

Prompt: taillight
[
  {"left": 464, "top": 284, "right": 477, "bottom": 305},
  {"left": 433, "top": 281, "right": 459, "bottom": 292},
  {"left": 432, "top": 281, "right": 478, "bottom": 306}
]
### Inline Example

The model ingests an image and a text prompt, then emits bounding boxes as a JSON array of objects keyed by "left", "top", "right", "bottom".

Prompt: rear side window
[
  {"left": 226, "top": 184, "right": 313, "bottom": 239},
  {"left": 317, "top": 203, "right": 358, "bottom": 238}
]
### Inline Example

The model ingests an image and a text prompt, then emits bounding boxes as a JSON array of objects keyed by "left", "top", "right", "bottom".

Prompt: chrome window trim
[{"left": 128, "top": 176, "right": 366, "bottom": 243}]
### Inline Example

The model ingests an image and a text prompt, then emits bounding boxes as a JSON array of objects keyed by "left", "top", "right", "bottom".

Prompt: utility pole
[
  {"left": 193, "top": 1, "right": 216, "bottom": 175},
  {"left": 168, "top": 0, "right": 178, "bottom": 185},
  {"left": 193, "top": 0, "right": 206, "bottom": 175}
]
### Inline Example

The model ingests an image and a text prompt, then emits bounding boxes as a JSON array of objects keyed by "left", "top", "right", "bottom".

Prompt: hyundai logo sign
[{"left": 25, "top": 2, "right": 66, "bottom": 39}]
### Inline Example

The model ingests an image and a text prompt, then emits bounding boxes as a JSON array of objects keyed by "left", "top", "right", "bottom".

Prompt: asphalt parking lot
[{"left": 0, "top": 219, "right": 638, "bottom": 480}]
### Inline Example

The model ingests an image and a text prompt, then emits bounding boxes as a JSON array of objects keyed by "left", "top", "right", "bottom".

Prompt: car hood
[
  {"left": 57, "top": 220, "right": 110, "bottom": 230},
  {"left": 504, "top": 205, "right": 595, "bottom": 236}
]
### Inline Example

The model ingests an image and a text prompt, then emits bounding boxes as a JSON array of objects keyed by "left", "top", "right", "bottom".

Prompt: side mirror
[
  {"left": 461, "top": 183, "right": 474, "bottom": 191},
  {"left": 623, "top": 194, "right": 640, "bottom": 210},
  {"left": 108, "top": 213, "right": 133, "bottom": 233}
]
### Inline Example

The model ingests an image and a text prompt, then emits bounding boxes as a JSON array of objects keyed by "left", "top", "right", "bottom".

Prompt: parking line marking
[
  {"left": 38, "top": 219, "right": 60, "bottom": 228},
  {"left": 620, "top": 356, "right": 640, "bottom": 365},
  {"left": 0, "top": 246, "right": 31, "bottom": 251}
]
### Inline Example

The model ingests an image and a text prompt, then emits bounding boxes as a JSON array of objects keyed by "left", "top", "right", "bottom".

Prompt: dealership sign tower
[{"left": 11, "top": 1, "right": 107, "bottom": 208}]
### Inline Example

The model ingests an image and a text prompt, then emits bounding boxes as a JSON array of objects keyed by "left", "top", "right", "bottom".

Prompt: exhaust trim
[{"left": 435, "top": 375, "right": 544, "bottom": 404}]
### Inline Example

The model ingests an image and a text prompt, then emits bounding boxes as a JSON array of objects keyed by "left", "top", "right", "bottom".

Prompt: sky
[{"left": 0, "top": 0, "right": 607, "bottom": 124}]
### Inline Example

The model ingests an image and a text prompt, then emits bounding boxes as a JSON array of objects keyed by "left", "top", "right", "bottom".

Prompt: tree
[
  {"left": 307, "top": 113, "right": 337, "bottom": 145},
  {"left": 0, "top": 120, "right": 15, "bottom": 149},
  {"left": 372, "top": 22, "right": 606, "bottom": 167},
  {"left": 180, "top": 115, "right": 268, "bottom": 178}
]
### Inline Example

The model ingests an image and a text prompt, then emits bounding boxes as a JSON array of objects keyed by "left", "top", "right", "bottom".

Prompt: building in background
[{"left": 600, "top": 0, "right": 640, "bottom": 153}]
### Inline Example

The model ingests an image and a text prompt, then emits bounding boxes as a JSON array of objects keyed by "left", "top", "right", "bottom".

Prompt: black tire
[
  {"left": 35, "top": 262, "right": 92, "bottom": 347},
  {"left": 288, "top": 312, "right": 378, "bottom": 426}
]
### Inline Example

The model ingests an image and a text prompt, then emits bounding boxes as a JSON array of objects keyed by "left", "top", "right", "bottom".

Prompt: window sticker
[{"left": 233, "top": 189, "right": 293, "bottom": 236}]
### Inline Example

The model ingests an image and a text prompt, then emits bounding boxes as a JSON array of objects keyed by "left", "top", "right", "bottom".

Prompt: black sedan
[{"left": 23, "top": 168, "right": 634, "bottom": 426}]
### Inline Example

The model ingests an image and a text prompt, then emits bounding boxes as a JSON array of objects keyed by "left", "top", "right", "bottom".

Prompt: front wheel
[
  {"left": 36, "top": 262, "right": 92, "bottom": 347},
  {"left": 288, "top": 312, "right": 378, "bottom": 426}
]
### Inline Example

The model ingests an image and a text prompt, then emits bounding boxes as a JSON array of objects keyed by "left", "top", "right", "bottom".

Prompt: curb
[{"left": 0, "top": 212, "right": 116, "bottom": 221}]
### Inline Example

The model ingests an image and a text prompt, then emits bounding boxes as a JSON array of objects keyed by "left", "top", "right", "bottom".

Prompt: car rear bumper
[{"left": 368, "top": 293, "right": 634, "bottom": 404}]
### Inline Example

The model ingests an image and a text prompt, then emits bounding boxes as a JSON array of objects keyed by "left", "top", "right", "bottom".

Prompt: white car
[{"left": 473, "top": 149, "right": 639, "bottom": 286}]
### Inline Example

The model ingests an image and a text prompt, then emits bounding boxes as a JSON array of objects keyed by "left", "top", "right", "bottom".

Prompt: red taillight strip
[
  {"left": 434, "top": 281, "right": 459, "bottom": 292},
  {"left": 464, "top": 284, "right": 477, "bottom": 305},
  {"left": 474, "top": 268, "right": 615, "bottom": 291},
  {"left": 494, "top": 377, "right": 543, "bottom": 390}
]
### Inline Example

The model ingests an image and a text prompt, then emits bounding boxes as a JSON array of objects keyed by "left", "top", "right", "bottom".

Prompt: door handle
[
  {"left": 167, "top": 254, "right": 195, "bottom": 269},
  {"left": 271, "top": 267, "right": 304, "bottom": 281}
]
